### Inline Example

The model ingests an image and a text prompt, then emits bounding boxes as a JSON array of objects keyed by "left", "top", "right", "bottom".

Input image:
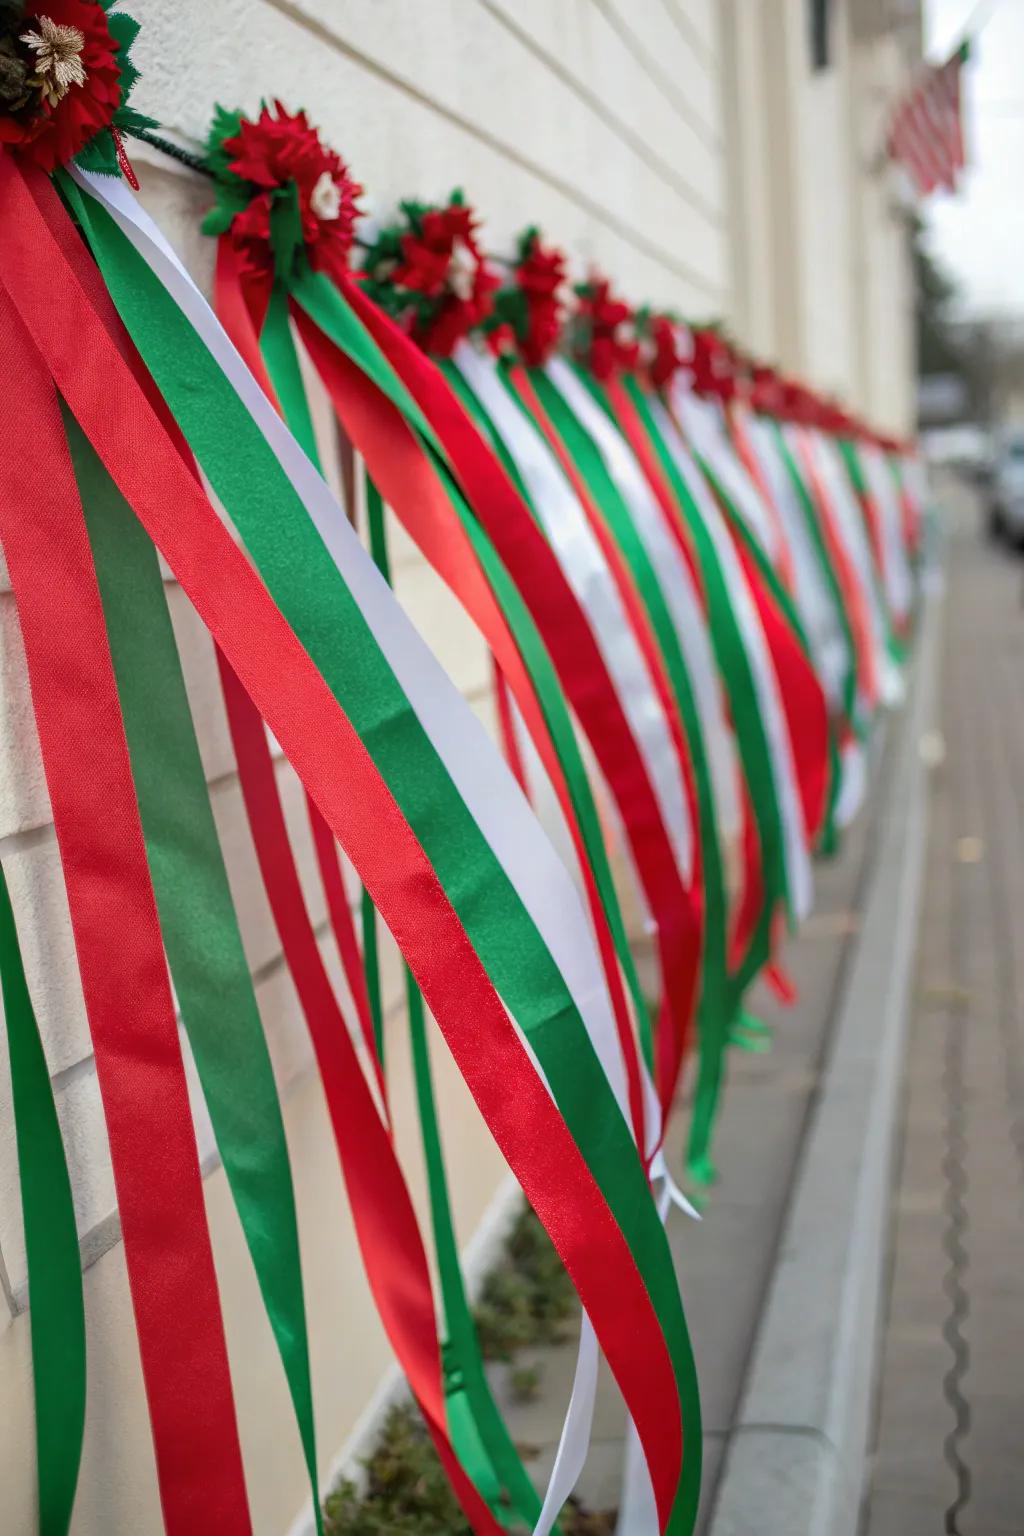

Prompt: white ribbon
[
  {"left": 544, "top": 358, "right": 744, "bottom": 886},
  {"left": 674, "top": 391, "right": 779, "bottom": 563},
  {"left": 657, "top": 389, "right": 814, "bottom": 921},
  {"left": 859, "top": 440, "right": 914, "bottom": 631},
  {"left": 452, "top": 341, "right": 693, "bottom": 890},
  {"left": 72, "top": 171, "right": 692, "bottom": 1531},
  {"left": 742, "top": 417, "right": 853, "bottom": 715},
  {"left": 834, "top": 736, "right": 867, "bottom": 831},
  {"left": 801, "top": 428, "right": 902, "bottom": 708}
]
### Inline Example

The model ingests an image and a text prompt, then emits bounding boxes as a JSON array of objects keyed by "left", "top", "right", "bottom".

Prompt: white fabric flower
[{"left": 310, "top": 171, "right": 341, "bottom": 222}]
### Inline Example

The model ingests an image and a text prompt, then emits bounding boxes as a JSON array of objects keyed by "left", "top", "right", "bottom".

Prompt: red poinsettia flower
[
  {"left": 514, "top": 232, "right": 567, "bottom": 366},
  {"left": 573, "top": 275, "right": 639, "bottom": 381},
  {"left": 750, "top": 364, "right": 785, "bottom": 417},
  {"left": 691, "top": 328, "right": 736, "bottom": 401},
  {"left": 221, "top": 102, "right": 362, "bottom": 285},
  {"left": 485, "top": 320, "right": 518, "bottom": 360},
  {"left": 389, "top": 199, "right": 499, "bottom": 356},
  {"left": 0, "top": 0, "right": 121, "bottom": 172},
  {"left": 644, "top": 313, "right": 686, "bottom": 390}
]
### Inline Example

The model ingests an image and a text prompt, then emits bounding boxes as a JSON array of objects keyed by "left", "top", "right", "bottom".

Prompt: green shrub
[
  {"left": 322, "top": 1205, "right": 612, "bottom": 1532},
  {"left": 473, "top": 1206, "right": 577, "bottom": 1360}
]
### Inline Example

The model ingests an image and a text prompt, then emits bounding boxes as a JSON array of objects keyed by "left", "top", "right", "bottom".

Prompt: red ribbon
[
  {"left": 491, "top": 656, "right": 530, "bottom": 797},
  {"left": 0, "top": 283, "right": 252, "bottom": 1535},
  {"left": 792, "top": 432, "right": 880, "bottom": 717},
  {"left": 0, "top": 159, "right": 684, "bottom": 1525},
  {"left": 726, "top": 518, "right": 830, "bottom": 848},
  {"left": 507, "top": 364, "right": 705, "bottom": 1113},
  {"left": 336, "top": 278, "right": 703, "bottom": 1110},
  {"left": 218, "top": 658, "right": 499, "bottom": 1534},
  {"left": 307, "top": 799, "right": 390, "bottom": 1118},
  {"left": 290, "top": 306, "right": 647, "bottom": 1151}
]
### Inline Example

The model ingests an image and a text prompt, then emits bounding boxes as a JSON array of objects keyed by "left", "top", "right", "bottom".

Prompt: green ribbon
[
  {"left": 65, "top": 408, "right": 322, "bottom": 1528},
  {"left": 0, "top": 864, "right": 86, "bottom": 1536},
  {"left": 291, "top": 266, "right": 445, "bottom": 456},
  {"left": 530, "top": 366, "right": 732, "bottom": 1165},
  {"left": 622, "top": 382, "right": 791, "bottom": 1176},
  {"left": 71, "top": 186, "right": 700, "bottom": 1532},
  {"left": 773, "top": 423, "right": 859, "bottom": 732},
  {"left": 728, "top": 1012, "right": 774, "bottom": 1054},
  {"left": 440, "top": 358, "right": 655, "bottom": 1072},
  {"left": 260, "top": 290, "right": 552, "bottom": 1526},
  {"left": 406, "top": 968, "right": 544, "bottom": 1527},
  {"left": 361, "top": 463, "right": 539, "bottom": 1526}
]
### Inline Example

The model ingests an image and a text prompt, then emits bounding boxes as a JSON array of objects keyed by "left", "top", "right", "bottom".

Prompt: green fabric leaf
[
  {"left": 268, "top": 181, "right": 306, "bottom": 284},
  {"left": 74, "top": 130, "right": 118, "bottom": 176}
]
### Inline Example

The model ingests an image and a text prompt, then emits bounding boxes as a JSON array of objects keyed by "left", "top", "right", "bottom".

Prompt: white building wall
[
  {"left": 723, "top": 0, "right": 917, "bottom": 430},
  {"left": 848, "top": 28, "right": 918, "bottom": 432}
]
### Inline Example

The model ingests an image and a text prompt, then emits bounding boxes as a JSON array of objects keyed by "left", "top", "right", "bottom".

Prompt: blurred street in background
[{"left": 864, "top": 475, "right": 1024, "bottom": 1536}]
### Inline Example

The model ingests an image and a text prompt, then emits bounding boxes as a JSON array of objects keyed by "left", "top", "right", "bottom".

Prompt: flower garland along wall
[{"left": 0, "top": 11, "right": 928, "bottom": 1536}]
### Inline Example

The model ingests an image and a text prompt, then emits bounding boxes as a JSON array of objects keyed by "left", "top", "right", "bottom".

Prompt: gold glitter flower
[{"left": 20, "top": 14, "right": 87, "bottom": 108}]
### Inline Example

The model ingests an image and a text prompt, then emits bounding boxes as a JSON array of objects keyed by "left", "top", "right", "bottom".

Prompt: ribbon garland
[
  {"left": 0, "top": 273, "right": 253, "bottom": 1533},
  {"left": 252, "top": 272, "right": 558, "bottom": 1527},
  {"left": 0, "top": 31, "right": 928, "bottom": 1536},
  {"left": 62, "top": 156, "right": 699, "bottom": 1529},
  {"left": 67, "top": 407, "right": 324, "bottom": 1528}
]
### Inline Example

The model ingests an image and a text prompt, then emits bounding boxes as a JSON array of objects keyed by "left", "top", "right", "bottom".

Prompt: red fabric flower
[
  {"left": 0, "top": 0, "right": 121, "bottom": 172},
  {"left": 514, "top": 233, "right": 567, "bottom": 366},
  {"left": 222, "top": 102, "right": 362, "bottom": 285},
  {"left": 644, "top": 314, "right": 686, "bottom": 390},
  {"left": 391, "top": 200, "right": 499, "bottom": 356},
  {"left": 751, "top": 364, "right": 786, "bottom": 417},
  {"left": 573, "top": 276, "right": 639, "bottom": 381},
  {"left": 691, "top": 329, "right": 736, "bottom": 401},
  {"left": 485, "top": 321, "right": 517, "bottom": 359}
]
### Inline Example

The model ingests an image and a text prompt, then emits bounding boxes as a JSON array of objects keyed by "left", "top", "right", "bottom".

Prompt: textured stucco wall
[{"left": 0, "top": 4, "right": 729, "bottom": 1533}]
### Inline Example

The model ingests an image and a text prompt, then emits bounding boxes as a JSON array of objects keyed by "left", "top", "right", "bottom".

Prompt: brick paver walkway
[{"left": 864, "top": 488, "right": 1024, "bottom": 1535}]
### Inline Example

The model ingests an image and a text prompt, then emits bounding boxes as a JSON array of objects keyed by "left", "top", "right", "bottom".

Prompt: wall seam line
[
  {"left": 253, "top": 0, "right": 725, "bottom": 293},
  {"left": 658, "top": 0, "right": 718, "bottom": 72},
  {"left": 588, "top": 0, "right": 722, "bottom": 150},
  {"left": 473, "top": 0, "right": 725, "bottom": 222}
]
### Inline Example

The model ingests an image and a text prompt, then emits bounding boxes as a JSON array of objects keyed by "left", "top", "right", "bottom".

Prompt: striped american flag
[{"left": 887, "top": 41, "right": 969, "bottom": 197}]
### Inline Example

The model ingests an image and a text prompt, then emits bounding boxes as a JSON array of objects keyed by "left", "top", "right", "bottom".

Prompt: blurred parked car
[
  {"left": 922, "top": 423, "right": 995, "bottom": 489},
  {"left": 987, "top": 430, "right": 1024, "bottom": 545}
]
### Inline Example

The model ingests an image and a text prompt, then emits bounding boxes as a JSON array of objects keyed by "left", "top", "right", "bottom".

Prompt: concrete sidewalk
[
  {"left": 492, "top": 576, "right": 899, "bottom": 1532},
  {"left": 494, "top": 489, "right": 956, "bottom": 1535},
  {"left": 491, "top": 796, "right": 880, "bottom": 1529},
  {"left": 862, "top": 488, "right": 1024, "bottom": 1536},
  {"left": 490, "top": 479, "right": 1024, "bottom": 1536}
]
